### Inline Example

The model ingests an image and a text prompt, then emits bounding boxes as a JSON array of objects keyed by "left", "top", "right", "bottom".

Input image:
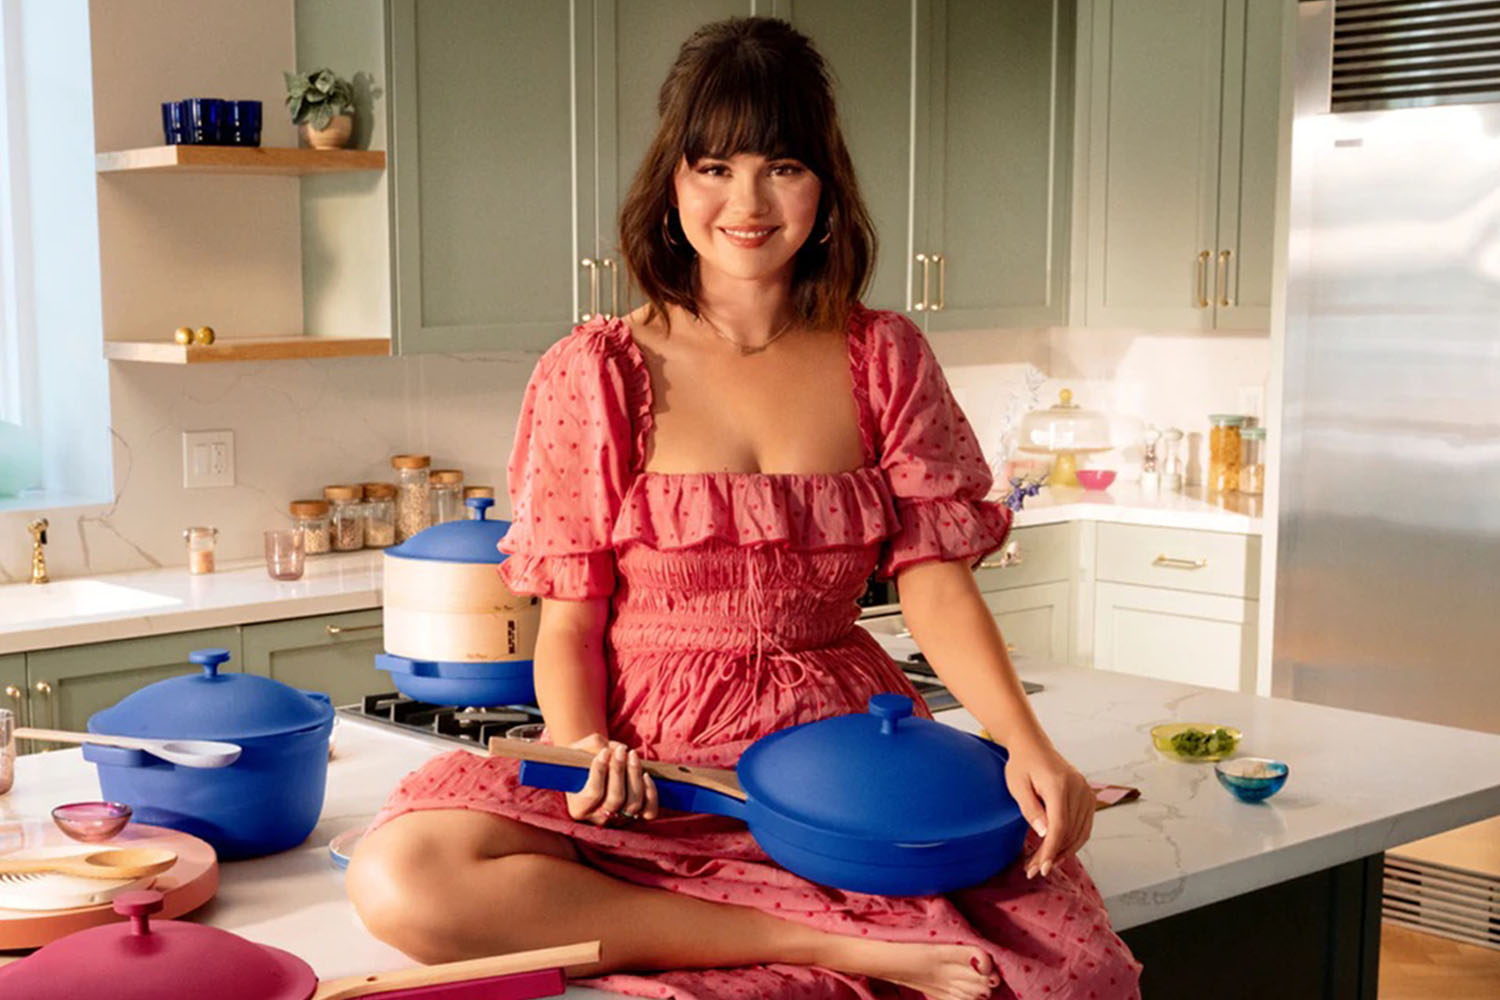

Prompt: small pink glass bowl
[
  {"left": 1076, "top": 469, "right": 1117, "bottom": 491},
  {"left": 51, "top": 801, "right": 133, "bottom": 842}
]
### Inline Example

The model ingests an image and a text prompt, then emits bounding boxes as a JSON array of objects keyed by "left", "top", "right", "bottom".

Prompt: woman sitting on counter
[{"left": 349, "top": 17, "right": 1141, "bottom": 1000}]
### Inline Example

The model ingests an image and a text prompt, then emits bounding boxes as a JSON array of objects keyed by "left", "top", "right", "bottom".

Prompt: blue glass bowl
[{"left": 1214, "top": 757, "right": 1289, "bottom": 803}]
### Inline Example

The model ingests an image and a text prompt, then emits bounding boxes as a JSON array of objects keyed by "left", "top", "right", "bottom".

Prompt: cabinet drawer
[
  {"left": 973, "top": 523, "right": 1072, "bottom": 592},
  {"left": 1096, "top": 523, "right": 1260, "bottom": 598},
  {"left": 1093, "top": 581, "right": 1257, "bottom": 692}
]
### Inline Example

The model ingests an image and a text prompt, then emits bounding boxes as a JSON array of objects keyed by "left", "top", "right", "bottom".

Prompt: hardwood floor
[{"left": 1379, "top": 923, "right": 1500, "bottom": 999}]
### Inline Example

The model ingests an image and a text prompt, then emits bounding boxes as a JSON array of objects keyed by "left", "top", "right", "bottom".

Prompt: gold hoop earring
[{"left": 818, "top": 226, "right": 832, "bottom": 245}]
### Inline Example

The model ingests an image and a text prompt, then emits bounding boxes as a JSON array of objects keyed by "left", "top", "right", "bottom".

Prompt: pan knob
[{"left": 869, "top": 693, "right": 914, "bottom": 735}]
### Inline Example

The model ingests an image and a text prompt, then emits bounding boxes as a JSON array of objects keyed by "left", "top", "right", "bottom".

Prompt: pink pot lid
[{"left": 0, "top": 890, "right": 317, "bottom": 1000}]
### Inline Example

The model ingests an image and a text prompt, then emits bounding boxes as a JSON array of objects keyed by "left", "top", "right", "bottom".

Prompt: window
[{"left": 0, "top": 0, "right": 111, "bottom": 511}]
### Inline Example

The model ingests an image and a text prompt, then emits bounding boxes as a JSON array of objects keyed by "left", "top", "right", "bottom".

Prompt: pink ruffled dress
[{"left": 372, "top": 305, "right": 1142, "bottom": 999}]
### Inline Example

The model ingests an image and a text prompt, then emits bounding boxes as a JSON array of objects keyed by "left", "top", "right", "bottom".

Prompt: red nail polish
[{"left": 970, "top": 957, "right": 982, "bottom": 972}]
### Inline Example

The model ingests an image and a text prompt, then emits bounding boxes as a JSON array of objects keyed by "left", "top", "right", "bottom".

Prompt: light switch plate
[{"left": 182, "top": 430, "right": 235, "bottom": 488}]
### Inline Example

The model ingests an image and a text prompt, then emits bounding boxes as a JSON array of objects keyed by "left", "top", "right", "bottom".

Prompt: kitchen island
[{"left": 4, "top": 659, "right": 1498, "bottom": 998}]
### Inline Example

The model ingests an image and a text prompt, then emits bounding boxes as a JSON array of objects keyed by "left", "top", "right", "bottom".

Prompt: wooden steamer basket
[{"left": 377, "top": 498, "right": 541, "bottom": 706}]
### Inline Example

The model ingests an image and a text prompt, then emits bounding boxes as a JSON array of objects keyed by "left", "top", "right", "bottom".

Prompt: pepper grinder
[
  {"left": 1161, "top": 428, "right": 1185, "bottom": 493},
  {"left": 1140, "top": 425, "right": 1161, "bottom": 493}
]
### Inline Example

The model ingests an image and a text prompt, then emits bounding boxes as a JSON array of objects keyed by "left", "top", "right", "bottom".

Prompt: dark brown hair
[{"left": 619, "top": 17, "right": 876, "bottom": 332}]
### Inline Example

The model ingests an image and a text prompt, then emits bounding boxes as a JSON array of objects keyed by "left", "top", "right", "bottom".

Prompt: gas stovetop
[
  {"left": 339, "top": 657, "right": 966, "bottom": 750},
  {"left": 338, "top": 691, "right": 544, "bottom": 749}
]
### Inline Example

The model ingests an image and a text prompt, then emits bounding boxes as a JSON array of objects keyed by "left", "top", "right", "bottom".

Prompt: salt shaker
[{"left": 1161, "top": 427, "right": 1185, "bottom": 492}]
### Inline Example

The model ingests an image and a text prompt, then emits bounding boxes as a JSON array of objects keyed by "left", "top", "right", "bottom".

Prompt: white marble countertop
[
  {"left": 1, "top": 484, "right": 1259, "bottom": 656},
  {"left": 3, "top": 658, "right": 1497, "bottom": 994},
  {"left": 1008, "top": 483, "right": 1263, "bottom": 535},
  {"left": 0, "top": 550, "right": 385, "bottom": 656}
]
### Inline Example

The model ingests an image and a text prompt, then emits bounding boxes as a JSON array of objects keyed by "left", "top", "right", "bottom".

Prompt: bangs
[{"left": 680, "top": 56, "right": 827, "bottom": 168}]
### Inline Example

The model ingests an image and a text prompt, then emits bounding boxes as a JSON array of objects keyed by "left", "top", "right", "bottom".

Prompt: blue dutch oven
[
  {"left": 500, "top": 693, "right": 1029, "bottom": 895},
  {"left": 85, "top": 648, "right": 333, "bottom": 860},
  {"left": 378, "top": 497, "right": 539, "bottom": 707}
]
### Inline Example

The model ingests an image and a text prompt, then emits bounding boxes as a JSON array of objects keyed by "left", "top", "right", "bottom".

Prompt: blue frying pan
[{"left": 489, "top": 694, "right": 1028, "bottom": 896}]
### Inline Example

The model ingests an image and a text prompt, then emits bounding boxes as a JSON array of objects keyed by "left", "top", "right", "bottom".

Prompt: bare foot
[{"left": 820, "top": 936, "right": 998, "bottom": 1000}]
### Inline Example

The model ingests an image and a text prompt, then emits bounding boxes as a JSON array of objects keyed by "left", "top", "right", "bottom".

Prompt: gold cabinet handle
[
  {"left": 977, "top": 541, "right": 1022, "bottom": 570},
  {"left": 32, "top": 680, "right": 57, "bottom": 740},
  {"left": 914, "top": 253, "right": 932, "bottom": 312},
  {"left": 579, "top": 258, "right": 600, "bottom": 322},
  {"left": 1196, "top": 250, "right": 1211, "bottom": 308},
  {"left": 1217, "top": 249, "right": 1234, "bottom": 307},
  {"left": 931, "top": 253, "right": 945, "bottom": 311},
  {"left": 4, "top": 684, "right": 26, "bottom": 729},
  {"left": 1153, "top": 555, "right": 1208, "bottom": 570},
  {"left": 326, "top": 623, "right": 383, "bottom": 636},
  {"left": 601, "top": 258, "right": 620, "bottom": 319}
]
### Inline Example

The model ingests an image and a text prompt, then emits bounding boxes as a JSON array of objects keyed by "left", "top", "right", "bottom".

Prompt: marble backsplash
[{"left": 0, "top": 323, "right": 1268, "bottom": 583}]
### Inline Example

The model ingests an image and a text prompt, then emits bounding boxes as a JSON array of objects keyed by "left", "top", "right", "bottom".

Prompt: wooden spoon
[
  {"left": 0, "top": 847, "right": 178, "bottom": 881},
  {"left": 16, "top": 727, "right": 242, "bottom": 769},
  {"left": 311, "top": 940, "right": 601, "bottom": 999}
]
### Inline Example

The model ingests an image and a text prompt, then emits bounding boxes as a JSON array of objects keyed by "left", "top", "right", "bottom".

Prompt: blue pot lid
[
  {"left": 386, "top": 497, "right": 511, "bottom": 564},
  {"left": 738, "top": 694, "right": 1016, "bottom": 842},
  {"left": 88, "top": 648, "right": 333, "bottom": 741}
]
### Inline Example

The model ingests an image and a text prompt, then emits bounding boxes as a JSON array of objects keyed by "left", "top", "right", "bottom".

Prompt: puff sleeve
[
  {"left": 496, "top": 324, "right": 643, "bottom": 599},
  {"left": 866, "top": 313, "right": 1013, "bottom": 579}
]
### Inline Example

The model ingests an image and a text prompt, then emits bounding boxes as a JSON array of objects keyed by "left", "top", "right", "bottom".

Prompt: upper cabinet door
[
  {"left": 389, "top": 0, "right": 594, "bottom": 354},
  {"left": 785, "top": 0, "right": 925, "bottom": 315},
  {"left": 1213, "top": 0, "right": 1284, "bottom": 331},
  {"left": 1083, "top": 0, "right": 1225, "bottom": 330},
  {"left": 922, "top": 0, "right": 1074, "bottom": 332},
  {"left": 596, "top": 0, "right": 757, "bottom": 320}
]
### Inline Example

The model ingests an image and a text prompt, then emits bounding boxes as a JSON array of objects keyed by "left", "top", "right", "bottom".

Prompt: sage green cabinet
[
  {"left": 1079, "top": 0, "right": 1285, "bottom": 330},
  {"left": 389, "top": 0, "right": 595, "bottom": 353},
  {"left": 241, "top": 610, "right": 385, "bottom": 707},
  {"left": 595, "top": 1, "right": 758, "bottom": 319},
  {"left": 788, "top": 0, "right": 1073, "bottom": 327},
  {"left": 2, "top": 653, "right": 25, "bottom": 733},
  {"left": 21, "top": 628, "right": 241, "bottom": 739}
]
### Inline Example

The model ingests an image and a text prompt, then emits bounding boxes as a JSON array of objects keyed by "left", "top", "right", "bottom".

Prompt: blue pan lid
[
  {"left": 88, "top": 648, "right": 334, "bottom": 741},
  {"left": 386, "top": 497, "right": 512, "bottom": 564},
  {"left": 738, "top": 694, "right": 1018, "bottom": 842}
]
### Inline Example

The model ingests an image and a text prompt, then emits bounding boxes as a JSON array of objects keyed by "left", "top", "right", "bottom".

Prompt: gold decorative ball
[
  {"left": 194, "top": 326, "right": 216, "bottom": 345},
  {"left": 174, "top": 326, "right": 194, "bottom": 345}
]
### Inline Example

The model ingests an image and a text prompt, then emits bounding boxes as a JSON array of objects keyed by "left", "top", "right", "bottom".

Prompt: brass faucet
[{"left": 27, "top": 518, "right": 48, "bottom": 584}]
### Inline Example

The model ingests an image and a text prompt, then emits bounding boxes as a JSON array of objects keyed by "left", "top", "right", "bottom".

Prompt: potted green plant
[{"left": 284, "top": 68, "right": 355, "bottom": 149}]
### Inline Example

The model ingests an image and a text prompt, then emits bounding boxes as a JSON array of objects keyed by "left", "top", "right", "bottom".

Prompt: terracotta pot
[{"left": 300, "top": 113, "right": 353, "bottom": 150}]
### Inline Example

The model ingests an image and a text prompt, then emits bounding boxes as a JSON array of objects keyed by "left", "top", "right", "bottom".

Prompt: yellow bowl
[{"left": 1150, "top": 722, "right": 1243, "bottom": 762}]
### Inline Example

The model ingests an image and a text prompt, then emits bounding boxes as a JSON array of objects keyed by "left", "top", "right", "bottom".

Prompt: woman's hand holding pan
[{"left": 563, "top": 733, "right": 660, "bottom": 827}]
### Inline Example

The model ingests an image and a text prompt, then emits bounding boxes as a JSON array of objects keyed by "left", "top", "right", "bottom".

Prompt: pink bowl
[
  {"left": 51, "top": 801, "right": 132, "bottom": 842},
  {"left": 1076, "top": 469, "right": 1117, "bottom": 491}
]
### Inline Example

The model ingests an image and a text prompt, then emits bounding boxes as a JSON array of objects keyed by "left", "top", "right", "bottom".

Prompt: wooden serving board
[{"left": 0, "top": 822, "right": 217, "bottom": 950}]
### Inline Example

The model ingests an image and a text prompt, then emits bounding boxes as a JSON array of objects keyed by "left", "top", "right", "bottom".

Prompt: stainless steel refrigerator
[{"left": 1278, "top": 0, "right": 1500, "bottom": 950}]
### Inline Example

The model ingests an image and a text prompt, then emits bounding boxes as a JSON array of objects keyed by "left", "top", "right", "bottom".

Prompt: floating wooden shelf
[
  {"left": 96, "top": 145, "right": 386, "bottom": 175},
  {"left": 104, "top": 337, "right": 391, "bottom": 364}
]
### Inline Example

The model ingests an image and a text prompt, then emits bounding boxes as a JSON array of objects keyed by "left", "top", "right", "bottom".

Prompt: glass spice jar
[
  {"left": 362, "top": 482, "right": 397, "bottom": 548},
  {"left": 429, "top": 469, "right": 465, "bottom": 525},
  {"left": 324, "top": 484, "right": 365, "bottom": 551},
  {"left": 391, "top": 454, "right": 432, "bottom": 542},
  {"left": 183, "top": 525, "right": 218, "bottom": 575},
  {"left": 289, "top": 499, "right": 333, "bottom": 555},
  {"left": 1239, "top": 426, "right": 1266, "bottom": 495},
  {"left": 463, "top": 485, "right": 494, "bottom": 518},
  {"left": 1208, "top": 414, "right": 1247, "bottom": 494}
]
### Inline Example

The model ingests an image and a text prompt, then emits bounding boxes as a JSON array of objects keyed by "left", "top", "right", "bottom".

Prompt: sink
[{"left": 0, "top": 579, "right": 182, "bottom": 628}]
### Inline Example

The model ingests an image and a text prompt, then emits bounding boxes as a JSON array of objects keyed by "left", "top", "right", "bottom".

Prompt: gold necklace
[{"left": 693, "top": 307, "right": 798, "bottom": 356}]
